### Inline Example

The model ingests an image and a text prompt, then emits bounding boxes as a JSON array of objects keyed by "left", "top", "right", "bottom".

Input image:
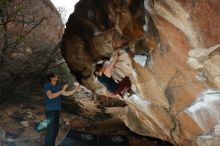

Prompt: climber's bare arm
[{"left": 104, "top": 49, "right": 119, "bottom": 74}]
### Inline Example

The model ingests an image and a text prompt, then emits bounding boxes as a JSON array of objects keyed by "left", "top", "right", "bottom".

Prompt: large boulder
[
  {"left": 61, "top": 0, "right": 220, "bottom": 145},
  {"left": 0, "top": 0, "right": 64, "bottom": 99}
]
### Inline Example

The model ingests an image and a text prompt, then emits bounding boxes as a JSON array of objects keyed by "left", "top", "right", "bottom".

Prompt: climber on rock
[{"left": 93, "top": 47, "right": 134, "bottom": 98}]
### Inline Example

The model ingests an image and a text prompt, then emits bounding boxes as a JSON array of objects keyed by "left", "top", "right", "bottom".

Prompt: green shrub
[
  {"left": 50, "top": 63, "right": 76, "bottom": 85},
  {"left": 0, "top": 0, "right": 10, "bottom": 6}
]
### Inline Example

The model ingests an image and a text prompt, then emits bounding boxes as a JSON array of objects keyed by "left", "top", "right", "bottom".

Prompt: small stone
[
  {"left": 5, "top": 138, "right": 15, "bottom": 142},
  {"left": 215, "top": 124, "right": 220, "bottom": 136},
  {"left": 16, "top": 142, "right": 29, "bottom": 146},
  {"left": 20, "top": 121, "right": 29, "bottom": 127},
  {"left": 6, "top": 128, "right": 23, "bottom": 139},
  {"left": 26, "top": 112, "right": 32, "bottom": 115},
  {"left": 4, "top": 109, "right": 13, "bottom": 115},
  {"left": 34, "top": 119, "right": 40, "bottom": 123},
  {"left": 26, "top": 114, "right": 33, "bottom": 119},
  {"left": 35, "top": 137, "right": 44, "bottom": 144},
  {"left": 0, "top": 127, "right": 6, "bottom": 140}
]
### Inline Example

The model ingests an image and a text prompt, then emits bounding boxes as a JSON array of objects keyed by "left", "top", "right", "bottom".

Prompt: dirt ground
[
  {"left": 0, "top": 89, "right": 172, "bottom": 146},
  {"left": 0, "top": 100, "right": 73, "bottom": 146}
]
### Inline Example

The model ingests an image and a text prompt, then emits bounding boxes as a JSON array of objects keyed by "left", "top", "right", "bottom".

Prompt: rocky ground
[
  {"left": 0, "top": 86, "right": 172, "bottom": 146},
  {"left": 0, "top": 99, "right": 73, "bottom": 146}
]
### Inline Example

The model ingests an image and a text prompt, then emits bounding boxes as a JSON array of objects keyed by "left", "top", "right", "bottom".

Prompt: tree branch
[
  {"left": 47, "top": 61, "right": 66, "bottom": 71},
  {"left": 10, "top": 16, "right": 48, "bottom": 51}
]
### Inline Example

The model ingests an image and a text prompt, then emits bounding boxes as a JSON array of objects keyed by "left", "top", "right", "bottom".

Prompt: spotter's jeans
[{"left": 44, "top": 110, "right": 60, "bottom": 146}]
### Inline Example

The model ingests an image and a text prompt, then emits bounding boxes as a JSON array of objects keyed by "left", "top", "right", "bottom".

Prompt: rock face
[
  {"left": 61, "top": 0, "right": 220, "bottom": 145},
  {"left": 0, "top": 0, "right": 64, "bottom": 99}
]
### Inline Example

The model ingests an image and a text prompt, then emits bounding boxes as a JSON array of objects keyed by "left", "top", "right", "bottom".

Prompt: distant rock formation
[{"left": 0, "top": 0, "right": 64, "bottom": 99}]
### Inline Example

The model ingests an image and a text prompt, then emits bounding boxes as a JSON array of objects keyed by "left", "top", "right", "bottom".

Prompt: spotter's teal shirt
[{"left": 44, "top": 83, "right": 61, "bottom": 111}]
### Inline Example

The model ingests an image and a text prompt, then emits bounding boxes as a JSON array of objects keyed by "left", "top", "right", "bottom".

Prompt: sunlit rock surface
[{"left": 61, "top": 0, "right": 220, "bottom": 145}]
